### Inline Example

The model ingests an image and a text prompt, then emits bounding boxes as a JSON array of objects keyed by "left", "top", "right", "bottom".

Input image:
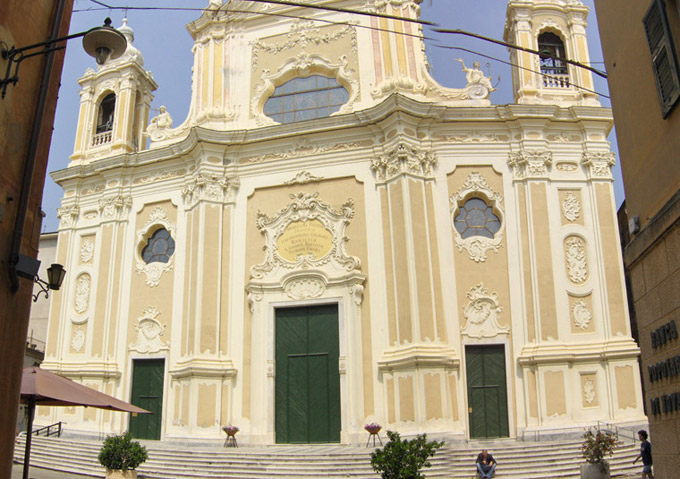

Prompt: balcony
[
  {"left": 91, "top": 130, "right": 112, "bottom": 147},
  {"left": 542, "top": 74, "right": 570, "bottom": 89}
]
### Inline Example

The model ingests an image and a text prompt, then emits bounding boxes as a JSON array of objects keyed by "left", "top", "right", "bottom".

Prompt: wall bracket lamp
[
  {"left": 10, "top": 253, "right": 66, "bottom": 302},
  {"left": 0, "top": 17, "right": 127, "bottom": 99},
  {"left": 32, "top": 263, "right": 66, "bottom": 302}
]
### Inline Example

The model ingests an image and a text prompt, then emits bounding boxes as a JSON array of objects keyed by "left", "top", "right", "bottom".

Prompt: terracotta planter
[
  {"left": 105, "top": 469, "right": 138, "bottom": 479},
  {"left": 580, "top": 463, "right": 610, "bottom": 479}
]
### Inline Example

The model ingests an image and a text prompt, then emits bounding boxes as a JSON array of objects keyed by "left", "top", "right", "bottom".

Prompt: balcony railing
[
  {"left": 542, "top": 74, "right": 570, "bottom": 89},
  {"left": 92, "top": 130, "right": 112, "bottom": 147}
]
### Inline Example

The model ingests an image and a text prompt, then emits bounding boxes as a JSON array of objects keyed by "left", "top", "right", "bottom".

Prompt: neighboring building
[
  {"left": 595, "top": 0, "right": 680, "bottom": 477},
  {"left": 28, "top": 232, "right": 59, "bottom": 356},
  {"left": 0, "top": 0, "right": 74, "bottom": 474},
  {"left": 42, "top": 0, "right": 645, "bottom": 445}
]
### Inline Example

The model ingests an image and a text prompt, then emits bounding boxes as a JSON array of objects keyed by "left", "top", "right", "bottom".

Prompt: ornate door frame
[{"left": 246, "top": 192, "right": 365, "bottom": 444}]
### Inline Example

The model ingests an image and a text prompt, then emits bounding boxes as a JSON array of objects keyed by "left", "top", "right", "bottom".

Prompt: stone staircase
[{"left": 14, "top": 435, "right": 641, "bottom": 478}]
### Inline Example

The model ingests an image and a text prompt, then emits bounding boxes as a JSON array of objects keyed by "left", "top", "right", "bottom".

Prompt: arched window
[
  {"left": 538, "top": 32, "right": 568, "bottom": 76},
  {"left": 141, "top": 228, "right": 176, "bottom": 264},
  {"left": 263, "top": 75, "right": 349, "bottom": 124},
  {"left": 96, "top": 93, "right": 116, "bottom": 133},
  {"left": 453, "top": 197, "right": 501, "bottom": 239}
]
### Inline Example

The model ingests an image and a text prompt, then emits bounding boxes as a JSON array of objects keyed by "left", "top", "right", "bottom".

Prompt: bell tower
[
  {"left": 504, "top": 0, "right": 599, "bottom": 106},
  {"left": 70, "top": 19, "right": 157, "bottom": 164}
]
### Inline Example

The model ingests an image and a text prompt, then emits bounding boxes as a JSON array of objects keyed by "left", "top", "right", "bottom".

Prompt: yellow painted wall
[{"left": 544, "top": 370, "right": 566, "bottom": 417}]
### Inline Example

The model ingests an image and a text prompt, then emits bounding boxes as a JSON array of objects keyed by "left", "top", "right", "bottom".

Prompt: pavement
[{"left": 11, "top": 463, "right": 98, "bottom": 478}]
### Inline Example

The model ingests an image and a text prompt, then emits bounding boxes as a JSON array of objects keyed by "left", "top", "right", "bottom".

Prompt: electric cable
[{"left": 78, "top": 0, "right": 611, "bottom": 98}]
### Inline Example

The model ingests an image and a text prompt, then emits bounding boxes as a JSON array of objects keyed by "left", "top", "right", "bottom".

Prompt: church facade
[{"left": 42, "top": 0, "right": 646, "bottom": 445}]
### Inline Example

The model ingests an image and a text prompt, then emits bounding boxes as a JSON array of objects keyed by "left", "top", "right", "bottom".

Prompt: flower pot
[
  {"left": 580, "top": 463, "right": 610, "bottom": 479},
  {"left": 105, "top": 469, "right": 138, "bottom": 479}
]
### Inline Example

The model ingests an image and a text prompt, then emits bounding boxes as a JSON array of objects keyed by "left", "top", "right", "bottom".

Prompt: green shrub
[
  {"left": 370, "top": 430, "right": 444, "bottom": 479},
  {"left": 581, "top": 428, "right": 617, "bottom": 473},
  {"left": 98, "top": 432, "right": 148, "bottom": 471}
]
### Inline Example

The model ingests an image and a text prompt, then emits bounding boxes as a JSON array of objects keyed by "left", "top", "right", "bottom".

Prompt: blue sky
[{"left": 42, "top": 0, "right": 622, "bottom": 232}]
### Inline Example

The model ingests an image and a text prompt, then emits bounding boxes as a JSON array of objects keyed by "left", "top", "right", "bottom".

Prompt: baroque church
[{"left": 41, "top": 0, "right": 646, "bottom": 444}]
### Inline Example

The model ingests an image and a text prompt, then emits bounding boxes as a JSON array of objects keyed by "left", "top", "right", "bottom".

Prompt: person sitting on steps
[{"left": 476, "top": 449, "right": 497, "bottom": 478}]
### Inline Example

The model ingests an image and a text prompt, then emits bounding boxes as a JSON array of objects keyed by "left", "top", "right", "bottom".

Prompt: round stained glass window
[
  {"left": 454, "top": 197, "right": 501, "bottom": 239},
  {"left": 141, "top": 228, "right": 176, "bottom": 264}
]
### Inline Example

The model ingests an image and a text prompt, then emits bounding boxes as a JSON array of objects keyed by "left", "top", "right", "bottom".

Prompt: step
[{"left": 15, "top": 435, "right": 641, "bottom": 479}]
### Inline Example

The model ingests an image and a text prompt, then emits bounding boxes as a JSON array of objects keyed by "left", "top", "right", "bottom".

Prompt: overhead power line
[
  {"left": 80, "top": 0, "right": 610, "bottom": 97},
  {"left": 87, "top": 0, "right": 437, "bottom": 26},
  {"left": 433, "top": 28, "right": 607, "bottom": 79}
]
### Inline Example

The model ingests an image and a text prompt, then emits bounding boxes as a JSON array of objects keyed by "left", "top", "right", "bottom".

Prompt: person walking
[
  {"left": 633, "top": 430, "right": 655, "bottom": 479},
  {"left": 475, "top": 449, "right": 497, "bottom": 478}
]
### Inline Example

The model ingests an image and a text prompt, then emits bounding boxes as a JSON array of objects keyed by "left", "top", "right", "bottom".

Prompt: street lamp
[
  {"left": 0, "top": 17, "right": 127, "bottom": 99},
  {"left": 32, "top": 264, "right": 67, "bottom": 302}
]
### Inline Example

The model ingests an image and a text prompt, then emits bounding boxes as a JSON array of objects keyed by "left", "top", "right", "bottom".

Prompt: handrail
[
  {"left": 32, "top": 421, "right": 62, "bottom": 438},
  {"left": 596, "top": 421, "right": 637, "bottom": 443}
]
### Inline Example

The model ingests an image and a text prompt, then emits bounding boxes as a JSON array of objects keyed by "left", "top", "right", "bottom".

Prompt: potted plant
[
  {"left": 98, "top": 431, "right": 148, "bottom": 479},
  {"left": 580, "top": 428, "right": 617, "bottom": 479},
  {"left": 370, "top": 430, "right": 444, "bottom": 479}
]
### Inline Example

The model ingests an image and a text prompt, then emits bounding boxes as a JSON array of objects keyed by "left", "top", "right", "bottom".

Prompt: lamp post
[{"left": 1, "top": 17, "right": 127, "bottom": 99}]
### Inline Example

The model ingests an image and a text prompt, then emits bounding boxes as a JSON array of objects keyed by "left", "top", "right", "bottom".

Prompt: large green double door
[
  {"left": 466, "top": 345, "right": 509, "bottom": 439},
  {"left": 129, "top": 359, "right": 164, "bottom": 440},
  {"left": 275, "top": 305, "right": 341, "bottom": 443}
]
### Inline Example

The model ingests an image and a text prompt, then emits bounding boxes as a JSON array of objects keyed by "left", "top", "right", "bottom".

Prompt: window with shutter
[{"left": 644, "top": 0, "right": 680, "bottom": 118}]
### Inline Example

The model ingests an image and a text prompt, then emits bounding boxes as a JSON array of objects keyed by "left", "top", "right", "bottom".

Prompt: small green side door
[
  {"left": 129, "top": 358, "right": 164, "bottom": 440},
  {"left": 466, "top": 345, "right": 509, "bottom": 439},
  {"left": 275, "top": 304, "right": 341, "bottom": 443}
]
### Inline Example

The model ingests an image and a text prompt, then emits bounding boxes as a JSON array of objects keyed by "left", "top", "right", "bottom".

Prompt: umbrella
[{"left": 19, "top": 366, "right": 151, "bottom": 479}]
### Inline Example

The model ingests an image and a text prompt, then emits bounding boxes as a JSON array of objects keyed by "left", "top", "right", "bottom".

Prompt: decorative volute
[
  {"left": 504, "top": 0, "right": 600, "bottom": 106},
  {"left": 70, "top": 19, "right": 157, "bottom": 165},
  {"left": 147, "top": 0, "right": 493, "bottom": 147}
]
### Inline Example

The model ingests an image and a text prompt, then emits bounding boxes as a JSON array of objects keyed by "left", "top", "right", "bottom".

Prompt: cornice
[
  {"left": 517, "top": 338, "right": 640, "bottom": 366},
  {"left": 49, "top": 94, "right": 614, "bottom": 184}
]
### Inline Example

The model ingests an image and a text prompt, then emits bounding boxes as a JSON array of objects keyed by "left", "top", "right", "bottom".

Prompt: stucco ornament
[
  {"left": 507, "top": 150, "right": 553, "bottom": 179},
  {"left": 74, "top": 273, "right": 91, "bottom": 314},
  {"left": 371, "top": 75, "right": 428, "bottom": 99},
  {"left": 581, "top": 151, "right": 616, "bottom": 179},
  {"left": 57, "top": 205, "right": 80, "bottom": 229},
  {"left": 129, "top": 306, "right": 168, "bottom": 354},
  {"left": 182, "top": 172, "right": 239, "bottom": 207},
  {"left": 80, "top": 238, "right": 95, "bottom": 264},
  {"left": 565, "top": 236, "right": 588, "bottom": 284},
  {"left": 284, "top": 277, "right": 326, "bottom": 300},
  {"left": 371, "top": 143, "right": 437, "bottom": 183},
  {"left": 252, "top": 53, "right": 359, "bottom": 126},
  {"left": 250, "top": 19, "right": 357, "bottom": 72},
  {"left": 461, "top": 283, "right": 508, "bottom": 338},
  {"left": 583, "top": 378, "right": 596, "bottom": 405},
  {"left": 450, "top": 172, "right": 504, "bottom": 263},
  {"left": 284, "top": 171, "right": 324, "bottom": 185},
  {"left": 250, "top": 192, "right": 361, "bottom": 279},
  {"left": 562, "top": 192, "right": 581, "bottom": 222},
  {"left": 135, "top": 207, "right": 176, "bottom": 287},
  {"left": 146, "top": 106, "right": 173, "bottom": 141},
  {"left": 98, "top": 195, "right": 132, "bottom": 221},
  {"left": 72, "top": 327, "right": 86, "bottom": 353},
  {"left": 373, "top": 0, "right": 421, "bottom": 14},
  {"left": 572, "top": 300, "right": 592, "bottom": 330}
]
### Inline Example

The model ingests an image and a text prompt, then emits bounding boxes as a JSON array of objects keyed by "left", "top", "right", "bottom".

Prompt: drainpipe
[{"left": 8, "top": 0, "right": 68, "bottom": 291}]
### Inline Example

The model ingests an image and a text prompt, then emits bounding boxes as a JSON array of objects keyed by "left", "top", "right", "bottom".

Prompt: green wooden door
[
  {"left": 466, "top": 345, "right": 509, "bottom": 439},
  {"left": 129, "top": 359, "right": 164, "bottom": 440},
  {"left": 275, "top": 305, "right": 340, "bottom": 443}
]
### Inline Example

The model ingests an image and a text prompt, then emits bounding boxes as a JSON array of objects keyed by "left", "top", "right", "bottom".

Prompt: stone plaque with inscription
[{"left": 277, "top": 219, "right": 333, "bottom": 262}]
